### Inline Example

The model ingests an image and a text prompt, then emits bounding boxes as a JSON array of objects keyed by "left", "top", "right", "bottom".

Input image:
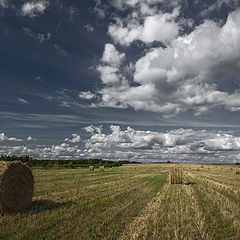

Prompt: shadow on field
[
  {"left": 185, "top": 181, "right": 196, "bottom": 185},
  {"left": 26, "top": 199, "right": 74, "bottom": 213}
]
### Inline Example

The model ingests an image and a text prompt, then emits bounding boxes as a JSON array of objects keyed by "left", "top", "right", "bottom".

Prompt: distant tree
[{"left": 68, "top": 162, "right": 75, "bottom": 168}]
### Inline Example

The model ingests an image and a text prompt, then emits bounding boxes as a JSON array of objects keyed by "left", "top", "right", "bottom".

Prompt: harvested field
[{"left": 1, "top": 164, "right": 240, "bottom": 239}]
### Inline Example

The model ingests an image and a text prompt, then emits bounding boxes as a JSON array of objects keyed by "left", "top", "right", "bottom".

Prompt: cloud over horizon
[
  {"left": 2, "top": 126, "right": 240, "bottom": 163},
  {"left": 0, "top": 133, "right": 23, "bottom": 142}
]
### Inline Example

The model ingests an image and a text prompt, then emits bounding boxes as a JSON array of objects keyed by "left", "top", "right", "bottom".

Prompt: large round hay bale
[
  {"left": 0, "top": 161, "right": 34, "bottom": 214},
  {"left": 235, "top": 168, "right": 240, "bottom": 175}
]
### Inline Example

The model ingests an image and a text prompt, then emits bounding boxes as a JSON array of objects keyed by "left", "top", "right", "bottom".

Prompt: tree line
[{"left": 0, "top": 155, "right": 141, "bottom": 168}]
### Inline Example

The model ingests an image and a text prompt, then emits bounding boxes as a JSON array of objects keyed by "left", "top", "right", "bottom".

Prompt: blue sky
[{"left": 1, "top": 0, "right": 240, "bottom": 163}]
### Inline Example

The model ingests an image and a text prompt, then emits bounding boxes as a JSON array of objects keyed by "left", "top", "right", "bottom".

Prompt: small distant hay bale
[
  {"left": 169, "top": 167, "right": 183, "bottom": 184},
  {"left": 235, "top": 168, "right": 240, "bottom": 175},
  {"left": 0, "top": 161, "right": 34, "bottom": 214},
  {"left": 99, "top": 166, "right": 105, "bottom": 171},
  {"left": 89, "top": 166, "right": 94, "bottom": 171}
]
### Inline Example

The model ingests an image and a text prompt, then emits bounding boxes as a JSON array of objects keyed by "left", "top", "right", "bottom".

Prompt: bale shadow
[
  {"left": 1, "top": 199, "right": 74, "bottom": 216},
  {"left": 185, "top": 181, "right": 196, "bottom": 185},
  {"left": 26, "top": 199, "right": 74, "bottom": 214}
]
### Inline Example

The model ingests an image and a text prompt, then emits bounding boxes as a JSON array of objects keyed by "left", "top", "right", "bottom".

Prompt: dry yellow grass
[
  {"left": 0, "top": 161, "right": 34, "bottom": 214},
  {"left": 169, "top": 166, "right": 184, "bottom": 184}
]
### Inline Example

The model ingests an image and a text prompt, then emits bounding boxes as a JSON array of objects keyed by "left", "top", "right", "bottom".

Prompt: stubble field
[{"left": 1, "top": 164, "right": 240, "bottom": 240}]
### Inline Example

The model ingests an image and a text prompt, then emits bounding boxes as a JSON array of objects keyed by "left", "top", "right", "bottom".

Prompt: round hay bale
[
  {"left": 99, "top": 166, "right": 105, "bottom": 171},
  {"left": 0, "top": 161, "right": 34, "bottom": 214},
  {"left": 169, "top": 166, "right": 184, "bottom": 184},
  {"left": 89, "top": 166, "right": 94, "bottom": 171},
  {"left": 235, "top": 168, "right": 240, "bottom": 175}
]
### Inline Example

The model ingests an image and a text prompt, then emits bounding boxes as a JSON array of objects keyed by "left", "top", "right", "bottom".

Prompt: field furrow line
[
  {"left": 183, "top": 184, "right": 211, "bottom": 240},
  {"left": 188, "top": 172, "right": 240, "bottom": 238},
  {"left": 118, "top": 184, "right": 169, "bottom": 240},
  {"left": 192, "top": 172, "right": 240, "bottom": 190}
]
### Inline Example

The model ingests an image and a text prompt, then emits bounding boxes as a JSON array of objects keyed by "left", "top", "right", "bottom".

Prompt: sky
[{"left": 1, "top": 0, "right": 240, "bottom": 163}]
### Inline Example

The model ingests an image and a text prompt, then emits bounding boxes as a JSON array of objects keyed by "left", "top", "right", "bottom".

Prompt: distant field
[{"left": 1, "top": 164, "right": 240, "bottom": 240}]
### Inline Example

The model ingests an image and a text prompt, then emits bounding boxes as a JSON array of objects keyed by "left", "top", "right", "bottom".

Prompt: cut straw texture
[
  {"left": 99, "top": 166, "right": 105, "bottom": 171},
  {"left": 169, "top": 166, "right": 184, "bottom": 184},
  {"left": 0, "top": 161, "right": 34, "bottom": 214}
]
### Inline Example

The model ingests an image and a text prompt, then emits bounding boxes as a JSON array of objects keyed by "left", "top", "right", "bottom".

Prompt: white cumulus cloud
[
  {"left": 65, "top": 134, "right": 81, "bottom": 143},
  {"left": 0, "top": 133, "right": 22, "bottom": 142},
  {"left": 83, "top": 125, "right": 240, "bottom": 162},
  {"left": 78, "top": 91, "right": 95, "bottom": 100},
  {"left": 101, "top": 43, "right": 125, "bottom": 67},
  {"left": 27, "top": 136, "right": 36, "bottom": 141},
  {"left": 2, "top": 126, "right": 240, "bottom": 163},
  {"left": 109, "top": 8, "right": 179, "bottom": 46},
  {"left": 97, "top": 44, "right": 126, "bottom": 86},
  {"left": 20, "top": 0, "right": 48, "bottom": 17},
  {"left": 94, "top": 9, "right": 240, "bottom": 116}
]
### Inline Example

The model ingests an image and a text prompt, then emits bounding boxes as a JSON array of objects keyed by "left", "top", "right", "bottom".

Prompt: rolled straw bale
[
  {"left": 0, "top": 161, "right": 34, "bottom": 214},
  {"left": 169, "top": 167, "right": 183, "bottom": 184},
  {"left": 99, "top": 166, "right": 105, "bottom": 171},
  {"left": 89, "top": 166, "right": 94, "bottom": 171},
  {"left": 235, "top": 168, "right": 240, "bottom": 175}
]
